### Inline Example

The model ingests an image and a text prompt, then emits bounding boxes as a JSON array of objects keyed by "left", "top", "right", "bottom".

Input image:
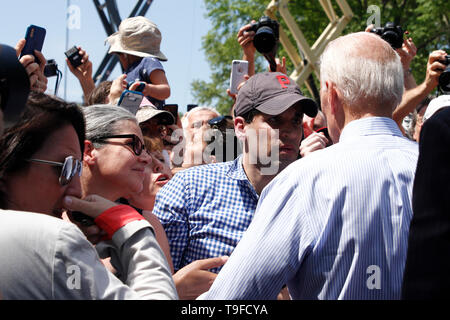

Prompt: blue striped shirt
[
  {"left": 153, "top": 155, "right": 258, "bottom": 273},
  {"left": 201, "top": 117, "right": 419, "bottom": 299}
]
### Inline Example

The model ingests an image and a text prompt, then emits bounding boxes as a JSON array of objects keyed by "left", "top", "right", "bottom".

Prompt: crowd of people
[{"left": 0, "top": 14, "right": 449, "bottom": 301}]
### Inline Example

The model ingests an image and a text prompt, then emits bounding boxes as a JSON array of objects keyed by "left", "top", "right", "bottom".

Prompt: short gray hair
[
  {"left": 181, "top": 106, "right": 220, "bottom": 129},
  {"left": 82, "top": 104, "right": 138, "bottom": 146},
  {"left": 320, "top": 32, "right": 404, "bottom": 112}
]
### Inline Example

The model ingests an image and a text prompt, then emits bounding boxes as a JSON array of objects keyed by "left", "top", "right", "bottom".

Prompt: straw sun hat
[{"left": 106, "top": 16, "right": 167, "bottom": 61}]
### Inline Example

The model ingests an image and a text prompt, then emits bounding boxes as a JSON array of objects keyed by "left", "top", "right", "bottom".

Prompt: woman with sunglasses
[
  {"left": 82, "top": 105, "right": 227, "bottom": 299},
  {"left": 0, "top": 92, "right": 177, "bottom": 299}
]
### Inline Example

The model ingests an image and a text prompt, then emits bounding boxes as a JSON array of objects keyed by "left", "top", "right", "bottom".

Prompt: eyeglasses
[
  {"left": 94, "top": 134, "right": 146, "bottom": 156},
  {"left": 28, "top": 156, "right": 82, "bottom": 186}
]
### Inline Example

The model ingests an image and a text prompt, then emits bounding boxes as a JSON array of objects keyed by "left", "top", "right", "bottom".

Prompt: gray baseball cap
[{"left": 234, "top": 72, "right": 318, "bottom": 118}]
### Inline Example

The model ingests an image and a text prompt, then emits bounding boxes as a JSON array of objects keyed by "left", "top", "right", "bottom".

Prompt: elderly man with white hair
[
  {"left": 175, "top": 106, "right": 221, "bottom": 169},
  {"left": 200, "top": 31, "right": 419, "bottom": 300}
]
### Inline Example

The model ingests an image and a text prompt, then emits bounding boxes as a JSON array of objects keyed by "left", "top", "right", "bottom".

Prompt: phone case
[
  {"left": 118, "top": 90, "right": 144, "bottom": 115},
  {"left": 229, "top": 60, "right": 249, "bottom": 94},
  {"left": 20, "top": 25, "right": 46, "bottom": 59}
]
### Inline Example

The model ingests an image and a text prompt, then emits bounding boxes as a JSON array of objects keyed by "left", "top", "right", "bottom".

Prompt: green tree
[{"left": 192, "top": 0, "right": 450, "bottom": 115}]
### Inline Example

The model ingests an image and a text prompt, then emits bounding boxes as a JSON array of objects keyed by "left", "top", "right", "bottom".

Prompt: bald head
[{"left": 320, "top": 32, "right": 404, "bottom": 113}]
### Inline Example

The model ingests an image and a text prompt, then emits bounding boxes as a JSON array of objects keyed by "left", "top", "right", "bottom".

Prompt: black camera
[
  {"left": 439, "top": 55, "right": 450, "bottom": 93},
  {"left": 249, "top": 16, "right": 280, "bottom": 54},
  {"left": 44, "top": 59, "right": 58, "bottom": 77},
  {"left": 370, "top": 22, "right": 404, "bottom": 49},
  {"left": 65, "top": 46, "right": 83, "bottom": 68}
]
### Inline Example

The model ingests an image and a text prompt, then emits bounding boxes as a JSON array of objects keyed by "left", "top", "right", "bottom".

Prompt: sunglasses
[
  {"left": 94, "top": 134, "right": 146, "bottom": 156},
  {"left": 28, "top": 156, "right": 82, "bottom": 186},
  {"left": 208, "top": 115, "right": 233, "bottom": 130}
]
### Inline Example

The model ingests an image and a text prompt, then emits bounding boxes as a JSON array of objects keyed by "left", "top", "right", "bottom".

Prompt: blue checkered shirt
[{"left": 153, "top": 155, "right": 258, "bottom": 273}]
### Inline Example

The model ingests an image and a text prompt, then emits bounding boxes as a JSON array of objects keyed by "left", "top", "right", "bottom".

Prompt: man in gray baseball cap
[
  {"left": 233, "top": 71, "right": 317, "bottom": 119},
  {"left": 152, "top": 71, "right": 317, "bottom": 286}
]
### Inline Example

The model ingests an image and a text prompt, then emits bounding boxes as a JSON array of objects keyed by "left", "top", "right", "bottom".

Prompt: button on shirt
[
  {"left": 153, "top": 155, "right": 258, "bottom": 273},
  {"left": 202, "top": 117, "right": 419, "bottom": 299}
]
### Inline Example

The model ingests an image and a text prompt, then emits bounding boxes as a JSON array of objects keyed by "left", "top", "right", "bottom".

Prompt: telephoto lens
[{"left": 249, "top": 16, "right": 280, "bottom": 54}]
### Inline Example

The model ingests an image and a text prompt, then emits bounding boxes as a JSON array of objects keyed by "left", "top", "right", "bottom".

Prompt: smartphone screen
[{"left": 20, "top": 25, "right": 46, "bottom": 60}]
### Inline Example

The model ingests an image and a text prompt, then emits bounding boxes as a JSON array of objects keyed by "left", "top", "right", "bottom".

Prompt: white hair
[
  {"left": 320, "top": 32, "right": 404, "bottom": 112},
  {"left": 181, "top": 106, "right": 220, "bottom": 129}
]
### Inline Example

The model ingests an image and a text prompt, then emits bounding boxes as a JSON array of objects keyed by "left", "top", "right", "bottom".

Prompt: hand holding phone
[
  {"left": 229, "top": 60, "right": 249, "bottom": 94},
  {"left": 118, "top": 90, "right": 144, "bottom": 115},
  {"left": 19, "top": 25, "right": 46, "bottom": 62},
  {"left": 65, "top": 46, "right": 83, "bottom": 68}
]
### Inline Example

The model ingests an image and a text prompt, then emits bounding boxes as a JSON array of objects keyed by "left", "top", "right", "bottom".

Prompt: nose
[
  {"left": 138, "top": 150, "right": 152, "bottom": 166},
  {"left": 65, "top": 175, "right": 83, "bottom": 199},
  {"left": 151, "top": 156, "right": 164, "bottom": 173}
]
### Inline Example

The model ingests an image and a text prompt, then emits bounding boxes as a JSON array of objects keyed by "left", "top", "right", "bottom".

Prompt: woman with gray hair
[{"left": 81, "top": 105, "right": 228, "bottom": 299}]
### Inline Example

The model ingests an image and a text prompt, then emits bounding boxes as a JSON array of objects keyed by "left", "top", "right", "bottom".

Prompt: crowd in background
[{"left": 0, "top": 14, "right": 449, "bottom": 300}]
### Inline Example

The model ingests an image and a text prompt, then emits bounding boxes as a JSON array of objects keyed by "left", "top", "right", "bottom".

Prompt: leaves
[{"left": 192, "top": 0, "right": 450, "bottom": 114}]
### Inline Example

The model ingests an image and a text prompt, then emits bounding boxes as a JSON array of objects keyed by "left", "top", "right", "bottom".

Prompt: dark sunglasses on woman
[
  {"left": 93, "top": 134, "right": 147, "bottom": 156},
  {"left": 28, "top": 156, "right": 82, "bottom": 186}
]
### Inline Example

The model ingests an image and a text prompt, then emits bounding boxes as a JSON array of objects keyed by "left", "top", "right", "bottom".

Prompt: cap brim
[
  {"left": 109, "top": 47, "right": 167, "bottom": 61},
  {"left": 256, "top": 93, "right": 318, "bottom": 118},
  {"left": 136, "top": 108, "right": 175, "bottom": 125},
  {"left": 107, "top": 35, "right": 167, "bottom": 61}
]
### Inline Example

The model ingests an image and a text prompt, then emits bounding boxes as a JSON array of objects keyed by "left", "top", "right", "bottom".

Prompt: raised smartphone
[
  {"left": 229, "top": 60, "right": 249, "bottom": 94},
  {"left": 20, "top": 25, "right": 46, "bottom": 62}
]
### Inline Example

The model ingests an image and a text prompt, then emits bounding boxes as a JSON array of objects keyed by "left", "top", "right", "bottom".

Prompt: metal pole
[{"left": 64, "top": 0, "right": 71, "bottom": 100}]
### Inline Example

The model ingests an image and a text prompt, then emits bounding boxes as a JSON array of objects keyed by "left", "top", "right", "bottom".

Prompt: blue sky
[{"left": 0, "top": 0, "right": 212, "bottom": 114}]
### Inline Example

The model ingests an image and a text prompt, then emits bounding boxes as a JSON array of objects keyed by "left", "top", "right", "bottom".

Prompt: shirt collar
[
  {"left": 339, "top": 117, "right": 404, "bottom": 142},
  {"left": 226, "top": 154, "right": 248, "bottom": 181}
]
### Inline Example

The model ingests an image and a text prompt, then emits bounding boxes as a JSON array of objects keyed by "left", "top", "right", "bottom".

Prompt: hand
[
  {"left": 424, "top": 50, "right": 448, "bottom": 90},
  {"left": 226, "top": 74, "right": 250, "bottom": 102},
  {"left": 271, "top": 56, "right": 286, "bottom": 74},
  {"left": 237, "top": 22, "right": 256, "bottom": 60},
  {"left": 63, "top": 194, "right": 118, "bottom": 219},
  {"left": 128, "top": 81, "right": 146, "bottom": 92},
  {"left": 300, "top": 131, "right": 328, "bottom": 157},
  {"left": 364, "top": 24, "right": 375, "bottom": 32},
  {"left": 173, "top": 256, "right": 228, "bottom": 300},
  {"left": 61, "top": 210, "right": 107, "bottom": 244},
  {"left": 396, "top": 32, "right": 417, "bottom": 71},
  {"left": 66, "top": 47, "right": 93, "bottom": 80},
  {"left": 15, "top": 39, "right": 48, "bottom": 93},
  {"left": 108, "top": 74, "right": 128, "bottom": 104}
]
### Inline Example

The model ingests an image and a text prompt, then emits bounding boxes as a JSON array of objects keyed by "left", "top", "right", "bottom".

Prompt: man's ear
[
  {"left": 234, "top": 116, "right": 247, "bottom": 141},
  {"left": 328, "top": 82, "right": 341, "bottom": 116},
  {"left": 83, "top": 140, "right": 96, "bottom": 165}
]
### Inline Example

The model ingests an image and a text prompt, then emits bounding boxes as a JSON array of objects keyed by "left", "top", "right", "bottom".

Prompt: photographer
[
  {"left": 235, "top": 18, "right": 287, "bottom": 79},
  {"left": 0, "top": 45, "right": 178, "bottom": 299},
  {"left": 393, "top": 49, "right": 448, "bottom": 134}
]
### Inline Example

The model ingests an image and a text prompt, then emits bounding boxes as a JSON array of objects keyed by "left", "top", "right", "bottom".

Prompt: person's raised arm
[
  {"left": 393, "top": 50, "right": 448, "bottom": 130},
  {"left": 66, "top": 46, "right": 95, "bottom": 105}
]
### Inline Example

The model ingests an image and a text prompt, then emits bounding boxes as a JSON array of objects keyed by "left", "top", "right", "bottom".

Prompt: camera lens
[
  {"left": 253, "top": 26, "right": 277, "bottom": 54},
  {"left": 439, "top": 65, "right": 450, "bottom": 93},
  {"left": 382, "top": 31, "right": 403, "bottom": 49}
]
